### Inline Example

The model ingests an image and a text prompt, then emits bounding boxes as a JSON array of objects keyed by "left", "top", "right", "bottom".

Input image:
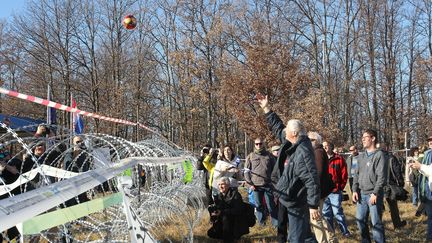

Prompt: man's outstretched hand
[{"left": 256, "top": 93, "right": 270, "bottom": 113}]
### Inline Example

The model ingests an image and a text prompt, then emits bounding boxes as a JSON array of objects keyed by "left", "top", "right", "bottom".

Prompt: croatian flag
[{"left": 71, "top": 98, "right": 84, "bottom": 134}]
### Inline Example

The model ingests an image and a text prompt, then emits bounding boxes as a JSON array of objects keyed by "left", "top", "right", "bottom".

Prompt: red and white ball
[{"left": 123, "top": 15, "right": 137, "bottom": 30}]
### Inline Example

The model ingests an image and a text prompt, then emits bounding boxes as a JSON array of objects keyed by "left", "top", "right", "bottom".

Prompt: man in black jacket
[
  {"left": 379, "top": 143, "right": 406, "bottom": 229},
  {"left": 257, "top": 94, "right": 320, "bottom": 243}
]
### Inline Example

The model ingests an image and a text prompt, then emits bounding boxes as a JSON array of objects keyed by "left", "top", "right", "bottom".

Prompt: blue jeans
[
  {"left": 424, "top": 199, "right": 432, "bottom": 240},
  {"left": 356, "top": 193, "right": 385, "bottom": 243},
  {"left": 323, "top": 191, "right": 350, "bottom": 235},
  {"left": 412, "top": 185, "right": 418, "bottom": 205},
  {"left": 287, "top": 206, "right": 317, "bottom": 243},
  {"left": 253, "top": 186, "right": 278, "bottom": 226}
]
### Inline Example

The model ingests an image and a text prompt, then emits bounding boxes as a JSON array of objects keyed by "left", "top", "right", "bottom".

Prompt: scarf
[{"left": 254, "top": 148, "right": 265, "bottom": 155}]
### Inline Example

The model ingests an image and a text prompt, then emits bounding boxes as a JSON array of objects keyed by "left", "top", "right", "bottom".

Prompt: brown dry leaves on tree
[{"left": 218, "top": 42, "right": 337, "bottom": 143}]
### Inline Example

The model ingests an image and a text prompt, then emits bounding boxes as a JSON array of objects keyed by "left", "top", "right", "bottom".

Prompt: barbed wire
[{"left": 0, "top": 122, "right": 205, "bottom": 242}]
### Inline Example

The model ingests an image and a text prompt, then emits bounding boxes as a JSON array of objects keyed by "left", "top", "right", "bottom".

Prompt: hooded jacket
[{"left": 266, "top": 111, "right": 320, "bottom": 209}]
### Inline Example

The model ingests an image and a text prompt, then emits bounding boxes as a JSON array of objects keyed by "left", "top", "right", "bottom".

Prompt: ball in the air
[{"left": 123, "top": 15, "right": 137, "bottom": 30}]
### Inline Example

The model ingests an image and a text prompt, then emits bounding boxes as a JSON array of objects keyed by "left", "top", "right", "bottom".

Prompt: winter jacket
[
  {"left": 208, "top": 188, "right": 249, "bottom": 239},
  {"left": 386, "top": 152, "right": 404, "bottom": 187},
  {"left": 196, "top": 155, "right": 210, "bottom": 189},
  {"left": 419, "top": 150, "right": 432, "bottom": 202},
  {"left": 352, "top": 150, "right": 388, "bottom": 196},
  {"left": 244, "top": 150, "right": 275, "bottom": 187},
  {"left": 265, "top": 111, "right": 320, "bottom": 209},
  {"left": 327, "top": 153, "right": 348, "bottom": 192},
  {"left": 314, "top": 146, "right": 333, "bottom": 199},
  {"left": 203, "top": 156, "right": 238, "bottom": 194}
]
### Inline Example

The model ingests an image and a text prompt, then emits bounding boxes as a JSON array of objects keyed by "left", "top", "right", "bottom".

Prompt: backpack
[
  {"left": 388, "top": 155, "right": 408, "bottom": 201},
  {"left": 389, "top": 155, "right": 405, "bottom": 187}
]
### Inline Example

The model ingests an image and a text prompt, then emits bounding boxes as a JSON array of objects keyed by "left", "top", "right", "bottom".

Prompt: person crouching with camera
[{"left": 207, "top": 177, "right": 249, "bottom": 242}]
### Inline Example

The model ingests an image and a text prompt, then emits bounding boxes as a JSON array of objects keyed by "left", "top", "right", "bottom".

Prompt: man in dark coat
[
  {"left": 257, "top": 94, "right": 320, "bottom": 243},
  {"left": 380, "top": 143, "right": 406, "bottom": 229}
]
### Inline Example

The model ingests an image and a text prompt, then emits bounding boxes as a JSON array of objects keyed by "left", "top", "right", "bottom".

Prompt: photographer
[
  {"left": 63, "top": 136, "right": 91, "bottom": 206},
  {"left": 207, "top": 177, "right": 249, "bottom": 242},
  {"left": 202, "top": 148, "right": 221, "bottom": 196},
  {"left": 197, "top": 144, "right": 213, "bottom": 205},
  {"left": 204, "top": 148, "right": 240, "bottom": 198}
]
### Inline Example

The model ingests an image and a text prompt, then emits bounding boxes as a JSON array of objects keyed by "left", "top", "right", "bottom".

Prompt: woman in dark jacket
[{"left": 208, "top": 177, "right": 249, "bottom": 242}]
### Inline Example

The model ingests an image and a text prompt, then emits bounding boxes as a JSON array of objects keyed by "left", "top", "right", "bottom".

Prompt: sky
[{"left": 0, "top": 0, "right": 26, "bottom": 20}]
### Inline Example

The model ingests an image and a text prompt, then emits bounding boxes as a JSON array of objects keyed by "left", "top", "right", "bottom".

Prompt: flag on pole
[
  {"left": 46, "top": 85, "right": 56, "bottom": 125},
  {"left": 71, "top": 97, "right": 84, "bottom": 134}
]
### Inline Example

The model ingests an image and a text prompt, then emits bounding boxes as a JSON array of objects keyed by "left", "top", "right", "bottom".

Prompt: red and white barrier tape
[{"left": 0, "top": 87, "right": 158, "bottom": 134}]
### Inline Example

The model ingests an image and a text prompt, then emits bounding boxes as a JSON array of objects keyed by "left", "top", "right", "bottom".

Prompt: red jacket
[{"left": 327, "top": 153, "right": 348, "bottom": 192}]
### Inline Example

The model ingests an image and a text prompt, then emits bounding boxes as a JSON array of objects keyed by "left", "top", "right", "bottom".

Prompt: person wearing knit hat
[{"left": 271, "top": 145, "right": 281, "bottom": 157}]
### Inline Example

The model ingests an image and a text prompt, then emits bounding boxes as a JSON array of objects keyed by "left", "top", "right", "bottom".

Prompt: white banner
[{"left": 0, "top": 165, "right": 79, "bottom": 196}]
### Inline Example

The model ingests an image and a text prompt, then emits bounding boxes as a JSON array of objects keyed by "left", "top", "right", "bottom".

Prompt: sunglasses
[
  {"left": 75, "top": 140, "right": 83, "bottom": 144},
  {"left": 255, "top": 143, "right": 263, "bottom": 146}
]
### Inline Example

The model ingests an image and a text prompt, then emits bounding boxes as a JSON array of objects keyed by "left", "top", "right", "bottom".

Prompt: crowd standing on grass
[
  {"left": 0, "top": 115, "right": 431, "bottom": 242},
  {"left": 202, "top": 94, "right": 432, "bottom": 242}
]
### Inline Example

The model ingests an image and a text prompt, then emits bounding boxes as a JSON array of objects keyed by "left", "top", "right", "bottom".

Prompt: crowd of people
[
  {"left": 197, "top": 93, "right": 432, "bottom": 243},
  {"left": 0, "top": 125, "right": 92, "bottom": 242}
]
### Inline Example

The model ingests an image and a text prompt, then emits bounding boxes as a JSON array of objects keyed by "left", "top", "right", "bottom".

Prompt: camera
[
  {"left": 38, "top": 125, "right": 51, "bottom": 136},
  {"left": 208, "top": 204, "right": 219, "bottom": 213},
  {"left": 202, "top": 147, "right": 210, "bottom": 154},
  {"left": 211, "top": 149, "right": 219, "bottom": 159},
  {"left": 208, "top": 204, "right": 220, "bottom": 223}
]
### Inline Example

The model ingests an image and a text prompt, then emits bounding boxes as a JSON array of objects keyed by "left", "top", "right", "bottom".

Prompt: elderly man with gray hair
[{"left": 257, "top": 93, "right": 320, "bottom": 243}]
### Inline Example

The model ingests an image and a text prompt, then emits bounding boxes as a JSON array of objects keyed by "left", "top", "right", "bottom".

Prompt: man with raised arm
[{"left": 257, "top": 94, "right": 320, "bottom": 243}]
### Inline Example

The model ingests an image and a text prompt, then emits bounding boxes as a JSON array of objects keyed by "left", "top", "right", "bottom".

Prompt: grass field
[{"left": 154, "top": 190, "right": 428, "bottom": 242}]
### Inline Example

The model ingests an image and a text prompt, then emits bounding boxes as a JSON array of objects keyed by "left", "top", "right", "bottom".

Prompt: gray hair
[
  {"left": 308, "top": 131, "right": 322, "bottom": 145},
  {"left": 218, "top": 177, "right": 231, "bottom": 186},
  {"left": 286, "top": 119, "right": 306, "bottom": 136}
]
